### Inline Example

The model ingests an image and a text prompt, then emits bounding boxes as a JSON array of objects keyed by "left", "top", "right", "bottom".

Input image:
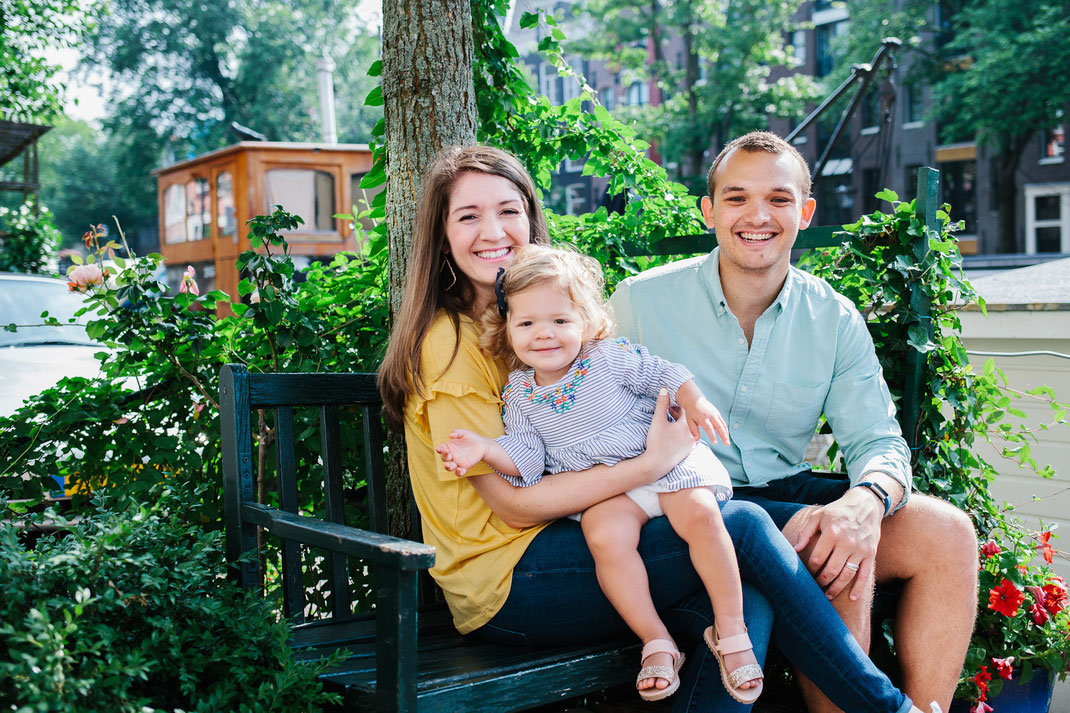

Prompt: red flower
[
  {"left": 988, "top": 579, "right": 1024, "bottom": 617},
  {"left": 971, "top": 702, "right": 993, "bottom": 713},
  {"left": 992, "top": 656, "right": 1014, "bottom": 680},
  {"left": 1043, "top": 577, "right": 1068, "bottom": 615},
  {"left": 981, "top": 540, "right": 1002, "bottom": 558},
  {"left": 1037, "top": 531, "right": 1055, "bottom": 564},
  {"left": 1030, "top": 602, "right": 1051, "bottom": 625},
  {"left": 973, "top": 665, "right": 992, "bottom": 700}
]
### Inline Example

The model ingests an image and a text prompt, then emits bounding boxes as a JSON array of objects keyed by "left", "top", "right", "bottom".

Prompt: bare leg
[
  {"left": 659, "top": 487, "right": 760, "bottom": 691},
  {"left": 783, "top": 494, "right": 978, "bottom": 712},
  {"left": 581, "top": 495, "right": 674, "bottom": 693}
]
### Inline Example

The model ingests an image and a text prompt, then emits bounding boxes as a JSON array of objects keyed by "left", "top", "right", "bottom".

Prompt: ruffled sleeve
[{"left": 410, "top": 313, "right": 511, "bottom": 482}]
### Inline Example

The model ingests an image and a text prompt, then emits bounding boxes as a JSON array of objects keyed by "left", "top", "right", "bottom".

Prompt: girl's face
[
  {"left": 445, "top": 171, "right": 530, "bottom": 312},
  {"left": 506, "top": 281, "right": 587, "bottom": 386}
]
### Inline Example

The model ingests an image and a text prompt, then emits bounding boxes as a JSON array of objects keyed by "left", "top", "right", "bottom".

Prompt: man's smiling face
[{"left": 701, "top": 148, "right": 817, "bottom": 281}]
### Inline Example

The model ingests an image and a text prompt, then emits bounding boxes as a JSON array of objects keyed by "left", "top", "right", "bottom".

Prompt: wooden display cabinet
[{"left": 153, "top": 142, "right": 376, "bottom": 309}]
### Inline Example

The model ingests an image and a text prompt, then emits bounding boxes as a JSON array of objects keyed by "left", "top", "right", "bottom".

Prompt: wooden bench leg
[{"left": 375, "top": 566, "right": 420, "bottom": 713}]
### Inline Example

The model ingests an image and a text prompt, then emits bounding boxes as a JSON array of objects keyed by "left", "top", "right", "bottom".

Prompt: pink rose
[{"left": 67, "top": 263, "right": 107, "bottom": 292}]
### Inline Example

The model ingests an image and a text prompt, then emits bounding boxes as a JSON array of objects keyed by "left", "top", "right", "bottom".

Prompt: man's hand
[
  {"left": 435, "top": 429, "right": 490, "bottom": 477},
  {"left": 675, "top": 379, "right": 731, "bottom": 444},
  {"left": 791, "top": 488, "right": 884, "bottom": 601}
]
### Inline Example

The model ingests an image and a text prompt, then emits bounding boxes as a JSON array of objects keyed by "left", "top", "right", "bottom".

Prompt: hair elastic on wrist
[{"left": 494, "top": 267, "right": 508, "bottom": 318}]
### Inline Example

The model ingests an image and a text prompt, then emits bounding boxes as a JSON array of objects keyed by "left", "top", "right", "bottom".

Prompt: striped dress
[{"left": 495, "top": 337, "right": 732, "bottom": 501}]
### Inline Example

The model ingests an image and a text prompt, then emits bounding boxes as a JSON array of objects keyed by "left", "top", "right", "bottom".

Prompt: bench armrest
[{"left": 240, "top": 503, "right": 435, "bottom": 571}]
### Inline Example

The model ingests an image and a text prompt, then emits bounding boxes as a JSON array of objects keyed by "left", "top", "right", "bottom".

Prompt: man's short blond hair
[{"left": 706, "top": 131, "right": 812, "bottom": 199}]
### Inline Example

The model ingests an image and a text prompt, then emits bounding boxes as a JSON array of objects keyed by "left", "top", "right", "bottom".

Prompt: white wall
[{"left": 958, "top": 306, "right": 1070, "bottom": 708}]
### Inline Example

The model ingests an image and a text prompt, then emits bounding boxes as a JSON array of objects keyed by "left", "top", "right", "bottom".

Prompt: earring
[{"left": 441, "top": 256, "right": 457, "bottom": 290}]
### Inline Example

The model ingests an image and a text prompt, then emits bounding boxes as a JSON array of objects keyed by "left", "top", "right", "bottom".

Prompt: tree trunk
[
  {"left": 992, "top": 134, "right": 1029, "bottom": 254},
  {"left": 381, "top": 0, "right": 478, "bottom": 539}
]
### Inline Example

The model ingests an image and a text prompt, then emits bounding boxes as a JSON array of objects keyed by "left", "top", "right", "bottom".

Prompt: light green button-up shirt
[{"left": 609, "top": 248, "right": 911, "bottom": 507}]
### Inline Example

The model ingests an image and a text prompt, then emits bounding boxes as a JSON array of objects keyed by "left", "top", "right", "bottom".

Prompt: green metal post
[{"left": 901, "top": 167, "right": 940, "bottom": 452}]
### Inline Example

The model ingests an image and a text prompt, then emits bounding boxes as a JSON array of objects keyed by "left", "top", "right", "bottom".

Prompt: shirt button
[
  {"left": 737, "top": 337, "right": 745, "bottom": 345},
  {"left": 733, "top": 423, "right": 741, "bottom": 429},
  {"left": 741, "top": 386, "right": 748, "bottom": 392}
]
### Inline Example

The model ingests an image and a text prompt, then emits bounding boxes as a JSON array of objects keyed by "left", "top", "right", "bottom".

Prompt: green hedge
[{"left": 0, "top": 487, "right": 340, "bottom": 713}]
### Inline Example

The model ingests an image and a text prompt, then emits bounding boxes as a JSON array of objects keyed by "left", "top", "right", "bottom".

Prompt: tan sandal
[
  {"left": 636, "top": 638, "right": 685, "bottom": 702},
  {"left": 703, "top": 625, "right": 763, "bottom": 704}
]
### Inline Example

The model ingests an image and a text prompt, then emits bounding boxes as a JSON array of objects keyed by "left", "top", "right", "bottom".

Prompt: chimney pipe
[{"left": 316, "top": 53, "right": 338, "bottom": 144}]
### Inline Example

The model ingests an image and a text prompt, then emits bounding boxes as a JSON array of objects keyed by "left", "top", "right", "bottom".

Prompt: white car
[{"left": 0, "top": 273, "right": 109, "bottom": 418}]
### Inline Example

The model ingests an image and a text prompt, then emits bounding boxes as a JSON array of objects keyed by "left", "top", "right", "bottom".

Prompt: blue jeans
[{"left": 471, "top": 500, "right": 912, "bottom": 713}]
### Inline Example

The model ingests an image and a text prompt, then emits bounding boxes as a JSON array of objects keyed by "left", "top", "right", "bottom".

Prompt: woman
[{"left": 379, "top": 145, "right": 925, "bottom": 713}]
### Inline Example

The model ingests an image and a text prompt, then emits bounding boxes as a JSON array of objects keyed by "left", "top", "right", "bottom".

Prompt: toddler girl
[{"left": 435, "top": 244, "right": 763, "bottom": 704}]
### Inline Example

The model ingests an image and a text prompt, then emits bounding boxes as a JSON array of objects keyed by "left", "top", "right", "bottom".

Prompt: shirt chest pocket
[{"left": 764, "top": 381, "right": 827, "bottom": 441}]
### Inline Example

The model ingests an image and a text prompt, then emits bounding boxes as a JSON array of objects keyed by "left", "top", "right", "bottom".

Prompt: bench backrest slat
[
  {"left": 363, "top": 403, "right": 390, "bottom": 536},
  {"left": 320, "top": 404, "right": 353, "bottom": 617},
  {"left": 275, "top": 405, "right": 305, "bottom": 624}
]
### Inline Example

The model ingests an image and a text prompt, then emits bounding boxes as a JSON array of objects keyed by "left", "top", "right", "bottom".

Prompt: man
[{"left": 609, "top": 131, "right": 978, "bottom": 712}]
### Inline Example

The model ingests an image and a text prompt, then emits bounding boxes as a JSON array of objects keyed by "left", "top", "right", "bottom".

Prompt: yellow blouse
[{"left": 403, "top": 310, "right": 549, "bottom": 633}]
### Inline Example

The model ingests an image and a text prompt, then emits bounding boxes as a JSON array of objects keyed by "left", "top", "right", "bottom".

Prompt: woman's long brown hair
[{"left": 378, "top": 145, "right": 550, "bottom": 430}]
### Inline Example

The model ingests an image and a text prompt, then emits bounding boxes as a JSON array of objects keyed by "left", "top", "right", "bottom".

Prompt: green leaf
[
  {"left": 368, "top": 60, "right": 382, "bottom": 77},
  {"left": 875, "top": 189, "right": 898, "bottom": 202},
  {"left": 519, "top": 11, "right": 539, "bottom": 28},
  {"left": 364, "top": 86, "right": 383, "bottom": 107}
]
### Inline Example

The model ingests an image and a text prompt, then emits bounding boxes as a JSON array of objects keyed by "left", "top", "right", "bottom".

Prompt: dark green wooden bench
[{"left": 220, "top": 364, "right": 638, "bottom": 713}]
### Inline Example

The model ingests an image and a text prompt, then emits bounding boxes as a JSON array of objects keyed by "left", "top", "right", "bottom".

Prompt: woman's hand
[{"left": 642, "top": 388, "right": 699, "bottom": 478}]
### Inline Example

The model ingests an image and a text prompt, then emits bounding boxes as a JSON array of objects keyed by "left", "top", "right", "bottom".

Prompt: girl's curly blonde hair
[{"left": 480, "top": 244, "right": 613, "bottom": 371}]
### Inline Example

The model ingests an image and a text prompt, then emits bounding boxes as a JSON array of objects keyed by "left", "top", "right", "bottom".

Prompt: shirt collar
[{"left": 701, "top": 247, "right": 729, "bottom": 315}]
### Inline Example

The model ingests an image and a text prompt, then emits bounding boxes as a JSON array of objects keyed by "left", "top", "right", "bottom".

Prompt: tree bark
[
  {"left": 381, "top": 0, "right": 478, "bottom": 539},
  {"left": 992, "top": 134, "right": 1030, "bottom": 254}
]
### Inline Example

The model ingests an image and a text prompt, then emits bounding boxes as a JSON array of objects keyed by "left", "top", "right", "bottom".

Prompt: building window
[
  {"left": 265, "top": 168, "right": 337, "bottom": 234},
  {"left": 905, "top": 164, "right": 923, "bottom": 195},
  {"left": 627, "top": 81, "right": 649, "bottom": 106},
  {"left": 1025, "top": 184, "right": 1070, "bottom": 254},
  {"left": 539, "top": 62, "right": 559, "bottom": 104},
  {"left": 817, "top": 113, "right": 850, "bottom": 160},
  {"left": 185, "top": 177, "right": 210, "bottom": 243},
  {"left": 562, "top": 58, "right": 582, "bottom": 103},
  {"left": 598, "top": 87, "right": 614, "bottom": 111},
  {"left": 565, "top": 183, "right": 587, "bottom": 216},
  {"left": 862, "top": 168, "right": 883, "bottom": 214},
  {"left": 792, "top": 29, "right": 807, "bottom": 66},
  {"left": 216, "top": 171, "right": 236, "bottom": 241},
  {"left": 816, "top": 175, "right": 854, "bottom": 226},
  {"left": 349, "top": 172, "right": 386, "bottom": 236},
  {"left": 815, "top": 20, "right": 847, "bottom": 78},
  {"left": 903, "top": 82, "right": 924, "bottom": 125},
  {"left": 1042, "top": 124, "right": 1065, "bottom": 163},
  {"left": 861, "top": 87, "right": 880, "bottom": 130},
  {"left": 163, "top": 184, "right": 186, "bottom": 244},
  {"left": 937, "top": 160, "right": 977, "bottom": 234}
]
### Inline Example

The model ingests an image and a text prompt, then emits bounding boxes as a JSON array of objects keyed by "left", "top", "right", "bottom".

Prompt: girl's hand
[
  {"left": 686, "top": 396, "right": 731, "bottom": 445},
  {"left": 643, "top": 388, "right": 697, "bottom": 477},
  {"left": 435, "top": 429, "right": 489, "bottom": 477}
]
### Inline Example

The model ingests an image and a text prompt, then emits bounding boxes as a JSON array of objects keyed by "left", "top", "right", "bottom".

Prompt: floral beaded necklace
[{"left": 522, "top": 356, "right": 592, "bottom": 414}]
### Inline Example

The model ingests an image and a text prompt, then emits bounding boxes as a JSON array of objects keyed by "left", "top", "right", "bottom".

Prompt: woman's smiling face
[{"left": 445, "top": 171, "right": 531, "bottom": 312}]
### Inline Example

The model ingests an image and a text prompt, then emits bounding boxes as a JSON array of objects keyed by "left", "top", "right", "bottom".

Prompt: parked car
[{"left": 0, "top": 272, "right": 109, "bottom": 418}]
